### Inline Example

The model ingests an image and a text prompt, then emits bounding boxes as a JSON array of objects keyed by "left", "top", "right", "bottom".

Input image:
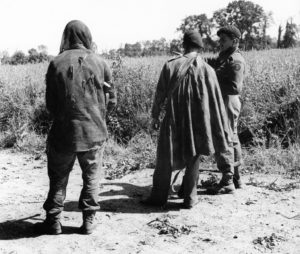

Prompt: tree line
[
  {"left": 0, "top": 45, "right": 50, "bottom": 65},
  {"left": 104, "top": 0, "right": 299, "bottom": 58},
  {"left": 1, "top": 0, "right": 299, "bottom": 64}
]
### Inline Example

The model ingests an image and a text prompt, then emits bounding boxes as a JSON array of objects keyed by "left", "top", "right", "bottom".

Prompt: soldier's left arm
[
  {"left": 216, "top": 56, "right": 245, "bottom": 95},
  {"left": 151, "top": 63, "right": 170, "bottom": 120}
]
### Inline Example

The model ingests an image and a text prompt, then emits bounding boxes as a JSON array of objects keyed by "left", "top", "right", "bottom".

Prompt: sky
[{"left": 0, "top": 0, "right": 299, "bottom": 55}]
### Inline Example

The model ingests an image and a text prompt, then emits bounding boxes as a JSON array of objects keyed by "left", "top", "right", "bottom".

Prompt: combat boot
[
  {"left": 80, "top": 211, "right": 96, "bottom": 235},
  {"left": 177, "top": 183, "right": 184, "bottom": 199},
  {"left": 233, "top": 166, "right": 243, "bottom": 189},
  {"left": 34, "top": 217, "right": 62, "bottom": 235},
  {"left": 206, "top": 173, "right": 235, "bottom": 195},
  {"left": 182, "top": 197, "right": 199, "bottom": 209}
]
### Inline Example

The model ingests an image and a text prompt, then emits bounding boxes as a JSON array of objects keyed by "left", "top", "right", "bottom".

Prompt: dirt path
[{"left": 0, "top": 149, "right": 299, "bottom": 254}]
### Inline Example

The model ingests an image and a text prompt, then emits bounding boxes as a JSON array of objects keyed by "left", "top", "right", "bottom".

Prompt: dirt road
[{"left": 0, "top": 150, "right": 299, "bottom": 254}]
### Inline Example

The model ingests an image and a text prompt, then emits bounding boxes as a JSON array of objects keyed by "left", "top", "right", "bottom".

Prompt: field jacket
[{"left": 46, "top": 48, "right": 116, "bottom": 152}]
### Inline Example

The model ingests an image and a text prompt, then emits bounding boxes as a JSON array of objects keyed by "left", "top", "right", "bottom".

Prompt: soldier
[
  {"left": 141, "top": 30, "right": 233, "bottom": 208},
  {"left": 206, "top": 25, "right": 246, "bottom": 194},
  {"left": 35, "top": 20, "right": 116, "bottom": 235}
]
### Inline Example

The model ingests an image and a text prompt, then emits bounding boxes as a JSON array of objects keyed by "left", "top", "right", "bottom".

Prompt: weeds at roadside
[
  {"left": 253, "top": 233, "right": 286, "bottom": 250},
  {"left": 104, "top": 158, "right": 140, "bottom": 180},
  {"left": 103, "top": 132, "right": 156, "bottom": 180},
  {"left": 147, "top": 217, "right": 194, "bottom": 238},
  {"left": 247, "top": 177, "right": 300, "bottom": 192},
  {"left": 243, "top": 144, "right": 300, "bottom": 177},
  {"left": 200, "top": 174, "right": 219, "bottom": 188}
]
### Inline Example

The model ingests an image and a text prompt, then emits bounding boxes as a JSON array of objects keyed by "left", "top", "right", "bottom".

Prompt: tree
[
  {"left": 28, "top": 48, "right": 39, "bottom": 63},
  {"left": 177, "top": 14, "right": 214, "bottom": 37},
  {"left": 282, "top": 20, "right": 298, "bottom": 48},
  {"left": 37, "top": 52, "right": 49, "bottom": 62},
  {"left": 0, "top": 51, "right": 10, "bottom": 64},
  {"left": 169, "top": 39, "right": 182, "bottom": 54},
  {"left": 148, "top": 38, "right": 169, "bottom": 56},
  {"left": 140, "top": 38, "right": 169, "bottom": 56},
  {"left": 213, "top": 0, "right": 271, "bottom": 50},
  {"left": 277, "top": 25, "right": 283, "bottom": 48},
  {"left": 108, "top": 49, "right": 117, "bottom": 59},
  {"left": 141, "top": 40, "right": 153, "bottom": 56},
  {"left": 212, "top": 8, "right": 227, "bottom": 27},
  {"left": 27, "top": 47, "right": 49, "bottom": 63},
  {"left": 260, "top": 12, "right": 274, "bottom": 49},
  {"left": 10, "top": 50, "right": 27, "bottom": 65},
  {"left": 177, "top": 14, "right": 216, "bottom": 51},
  {"left": 124, "top": 42, "right": 142, "bottom": 57},
  {"left": 38, "top": 45, "right": 48, "bottom": 54}
]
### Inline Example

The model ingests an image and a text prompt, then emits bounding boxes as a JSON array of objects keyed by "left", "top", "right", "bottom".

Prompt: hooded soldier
[
  {"left": 35, "top": 20, "right": 116, "bottom": 235},
  {"left": 141, "top": 30, "right": 234, "bottom": 208}
]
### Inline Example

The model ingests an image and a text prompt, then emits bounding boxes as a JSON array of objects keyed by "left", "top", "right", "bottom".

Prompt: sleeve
[
  {"left": 45, "top": 61, "right": 57, "bottom": 116},
  {"left": 206, "top": 65, "right": 233, "bottom": 148},
  {"left": 215, "top": 58, "right": 245, "bottom": 95},
  {"left": 103, "top": 61, "right": 117, "bottom": 111},
  {"left": 204, "top": 57, "right": 218, "bottom": 69},
  {"left": 151, "top": 63, "right": 169, "bottom": 119}
]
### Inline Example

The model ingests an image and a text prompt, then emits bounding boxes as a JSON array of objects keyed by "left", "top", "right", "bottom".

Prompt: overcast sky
[{"left": 1, "top": 0, "right": 299, "bottom": 55}]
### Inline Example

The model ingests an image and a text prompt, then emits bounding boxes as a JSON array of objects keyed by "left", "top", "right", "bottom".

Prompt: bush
[
  {"left": 239, "top": 48, "right": 300, "bottom": 146},
  {"left": 0, "top": 63, "right": 48, "bottom": 149},
  {"left": 107, "top": 56, "right": 165, "bottom": 143},
  {"left": 0, "top": 48, "right": 300, "bottom": 150}
]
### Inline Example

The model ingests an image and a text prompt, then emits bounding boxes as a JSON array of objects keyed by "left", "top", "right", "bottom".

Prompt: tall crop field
[{"left": 0, "top": 48, "right": 300, "bottom": 174}]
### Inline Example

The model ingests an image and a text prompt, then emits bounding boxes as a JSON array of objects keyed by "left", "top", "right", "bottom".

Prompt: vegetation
[
  {"left": 281, "top": 21, "right": 298, "bottom": 48},
  {"left": 1, "top": 1, "right": 299, "bottom": 61},
  {"left": 1, "top": 45, "right": 50, "bottom": 65},
  {"left": 0, "top": 47, "right": 300, "bottom": 175},
  {"left": 103, "top": 0, "right": 300, "bottom": 58}
]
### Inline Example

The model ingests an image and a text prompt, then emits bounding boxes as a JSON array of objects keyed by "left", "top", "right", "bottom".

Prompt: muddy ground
[{"left": 0, "top": 149, "right": 299, "bottom": 254}]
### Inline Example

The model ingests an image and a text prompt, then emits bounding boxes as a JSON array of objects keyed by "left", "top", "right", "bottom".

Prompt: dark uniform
[
  {"left": 207, "top": 26, "right": 246, "bottom": 188},
  {"left": 38, "top": 20, "right": 116, "bottom": 235},
  {"left": 144, "top": 31, "right": 233, "bottom": 207}
]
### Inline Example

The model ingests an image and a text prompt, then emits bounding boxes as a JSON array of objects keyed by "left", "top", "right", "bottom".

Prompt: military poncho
[{"left": 152, "top": 52, "right": 232, "bottom": 170}]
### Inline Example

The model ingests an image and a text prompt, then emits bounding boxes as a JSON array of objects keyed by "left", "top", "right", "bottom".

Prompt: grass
[{"left": 0, "top": 48, "right": 300, "bottom": 177}]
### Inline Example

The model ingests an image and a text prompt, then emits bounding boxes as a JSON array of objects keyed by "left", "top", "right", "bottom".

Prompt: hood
[{"left": 59, "top": 20, "right": 92, "bottom": 53}]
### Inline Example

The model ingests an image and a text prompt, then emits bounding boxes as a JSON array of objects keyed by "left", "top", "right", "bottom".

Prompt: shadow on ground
[
  {"left": 0, "top": 214, "right": 79, "bottom": 240},
  {"left": 99, "top": 182, "right": 151, "bottom": 198},
  {"left": 64, "top": 182, "right": 182, "bottom": 214}
]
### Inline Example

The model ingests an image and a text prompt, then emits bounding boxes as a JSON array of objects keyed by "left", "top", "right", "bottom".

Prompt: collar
[
  {"left": 184, "top": 51, "right": 199, "bottom": 58},
  {"left": 219, "top": 46, "right": 238, "bottom": 59},
  {"left": 61, "top": 43, "right": 87, "bottom": 53}
]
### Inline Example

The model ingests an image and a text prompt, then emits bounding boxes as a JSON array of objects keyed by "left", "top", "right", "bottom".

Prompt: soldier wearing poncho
[
  {"left": 142, "top": 30, "right": 234, "bottom": 208},
  {"left": 35, "top": 20, "right": 116, "bottom": 235}
]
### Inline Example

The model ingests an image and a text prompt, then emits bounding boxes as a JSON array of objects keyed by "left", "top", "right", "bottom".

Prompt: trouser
[
  {"left": 151, "top": 149, "right": 234, "bottom": 204},
  {"left": 150, "top": 129, "right": 173, "bottom": 204},
  {"left": 223, "top": 95, "right": 242, "bottom": 168},
  {"left": 181, "top": 155, "right": 202, "bottom": 204},
  {"left": 215, "top": 147, "right": 234, "bottom": 175},
  {"left": 43, "top": 144, "right": 104, "bottom": 220},
  {"left": 151, "top": 150, "right": 227, "bottom": 204}
]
